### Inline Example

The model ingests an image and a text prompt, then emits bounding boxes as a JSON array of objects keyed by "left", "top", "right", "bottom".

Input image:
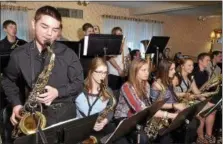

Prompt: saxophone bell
[{"left": 12, "top": 41, "right": 55, "bottom": 138}]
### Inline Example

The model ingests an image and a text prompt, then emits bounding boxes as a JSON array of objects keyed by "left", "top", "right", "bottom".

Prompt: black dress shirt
[
  {"left": 193, "top": 66, "right": 209, "bottom": 89},
  {"left": 0, "top": 37, "right": 27, "bottom": 73},
  {"left": 1, "top": 41, "right": 84, "bottom": 106},
  {"left": 0, "top": 36, "right": 27, "bottom": 54}
]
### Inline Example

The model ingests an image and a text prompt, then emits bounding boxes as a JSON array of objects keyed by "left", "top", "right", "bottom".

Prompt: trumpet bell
[{"left": 19, "top": 111, "right": 46, "bottom": 135}]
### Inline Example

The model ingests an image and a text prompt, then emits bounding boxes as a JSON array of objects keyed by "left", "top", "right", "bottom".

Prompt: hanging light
[{"left": 77, "top": 1, "right": 89, "bottom": 6}]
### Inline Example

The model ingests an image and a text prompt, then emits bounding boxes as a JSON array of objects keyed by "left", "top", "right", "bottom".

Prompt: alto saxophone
[
  {"left": 12, "top": 40, "right": 55, "bottom": 138},
  {"left": 82, "top": 80, "right": 117, "bottom": 144},
  {"left": 144, "top": 85, "right": 169, "bottom": 141},
  {"left": 11, "top": 40, "right": 19, "bottom": 49},
  {"left": 199, "top": 73, "right": 222, "bottom": 92}
]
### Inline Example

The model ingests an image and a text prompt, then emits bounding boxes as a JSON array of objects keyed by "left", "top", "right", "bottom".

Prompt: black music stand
[
  {"left": 83, "top": 34, "right": 123, "bottom": 57},
  {"left": 146, "top": 36, "right": 170, "bottom": 66},
  {"left": 159, "top": 98, "right": 211, "bottom": 136},
  {"left": 14, "top": 113, "right": 99, "bottom": 144},
  {"left": 100, "top": 99, "right": 167, "bottom": 144},
  {"left": 58, "top": 41, "right": 81, "bottom": 58}
]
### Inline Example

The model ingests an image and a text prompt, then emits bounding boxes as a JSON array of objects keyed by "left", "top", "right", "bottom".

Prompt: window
[
  {"left": 1, "top": 8, "right": 29, "bottom": 41},
  {"left": 103, "top": 18, "right": 163, "bottom": 56}
]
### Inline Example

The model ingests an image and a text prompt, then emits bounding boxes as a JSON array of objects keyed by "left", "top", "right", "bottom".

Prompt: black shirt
[
  {"left": 0, "top": 36, "right": 27, "bottom": 54},
  {"left": 0, "top": 37, "right": 27, "bottom": 73},
  {"left": 193, "top": 66, "right": 209, "bottom": 89},
  {"left": 1, "top": 41, "right": 84, "bottom": 106}
]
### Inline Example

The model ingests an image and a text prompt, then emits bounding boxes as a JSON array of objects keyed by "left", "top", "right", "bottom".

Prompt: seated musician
[
  {"left": 79, "top": 23, "right": 95, "bottom": 78},
  {"left": 150, "top": 60, "right": 187, "bottom": 144},
  {"left": 129, "top": 49, "right": 141, "bottom": 61},
  {"left": 75, "top": 57, "right": 129, "bottom": 144},
  {"left": 173, "top": 57, "right": 213, "bottom": 143},
  {"left": 107, "top": 27, "right": 129, "bottom": 98},
  {"left": 174, "top": 58, "right": 207, "bottom": 101},
  {"left": 114, "top": 59, "right": 178, "bottom": 144},
  {"left": 192, "top": 52, "right": 221, "bottom": 144}
]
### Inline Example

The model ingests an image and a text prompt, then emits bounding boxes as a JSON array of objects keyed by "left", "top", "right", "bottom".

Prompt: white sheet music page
[{"left": 83, "top": 36, "right": 89, "bottom": 56}]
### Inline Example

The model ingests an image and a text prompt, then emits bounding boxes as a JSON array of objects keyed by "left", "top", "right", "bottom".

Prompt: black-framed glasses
[{"left": 94, "top": 71, "right": 108, "bottom": 75}]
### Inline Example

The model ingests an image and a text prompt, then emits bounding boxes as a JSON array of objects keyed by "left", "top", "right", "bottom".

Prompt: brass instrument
[
  {"left": 141, "top": 40, "right": 155, "bottom": 72},
  {"left": 144, "top": 84, "right": 169, "bottom": 140},
  {"left": 11, "top": 40, "right": 19, "bottom": 49},
  {"left": 12, "top": 41, "right": 55, "bottom": 138},
  {"left": 179, "top": 76, "right": 196, "bottom": 106},
  {"left": 82, "top": 80, "right": 117, "bottom": 144},
  {"left": 123, "top": 55, "right": 131, "bottom": 76},
  {"left": 199, "top": 73, "right": 222, "bottom": 92},
  {"left": 199, "top": 85, "right": 220, "bottom": 98},
  {"left": 121, "top": 36, "right": 130, "bottom": 77}
]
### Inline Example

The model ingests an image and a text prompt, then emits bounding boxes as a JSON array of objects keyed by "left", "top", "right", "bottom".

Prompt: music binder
[
  {"left": 14, "top": 113, "right": 99, "bottom": 144},
  {"left": 100, "top": 99, "right": 167, "bottom": 144},
  {"left": 145, "top": 36, "right": 170, "bottom": 66},
  {"left": 145, "top": 36, "right": 169, "bottom": 54},
  {"left": 159, "top": 98, "right": 211, "bottom": 136},
  {"left": 83, "top": 34, "right": 123, "bottom": 57}
]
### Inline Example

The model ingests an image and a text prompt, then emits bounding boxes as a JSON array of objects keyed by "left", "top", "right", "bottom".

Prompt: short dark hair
[
  {"left": 111, "top": 27, "right": 122, "bottom": 34},
  {"left": 34, "top": 5, "right": 62, "bottom": 25},
  {"left": 3, "top": 20, "right": 16, "bottom": 28},
  {"left": 82, "top": 23, "right": 93, "bottom": 31},
  {"left": 130, "top": 49, "right": 140, "bottom": 60},
  {"left": 211, "top": 51, "right": 222, "bottom": 59},
  {"left": 197, "top": 52, "right": 210, "bottom": 62}
]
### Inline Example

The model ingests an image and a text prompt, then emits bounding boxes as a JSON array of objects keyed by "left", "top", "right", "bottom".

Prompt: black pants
[
  {"left": 127, "top": 130, "right": 149, "bottom": 144},
  {"left": 43, "top": 102, "right": 76, "bottom": 126},
  {"left": 184, "top": 118, "right": 200, "bottom": 144}
]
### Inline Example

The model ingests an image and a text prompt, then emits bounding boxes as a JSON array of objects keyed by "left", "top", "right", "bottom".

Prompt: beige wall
[
  {"left": 143, "top": 14, "right": 222, "bottom": 56},
  {"left": 7, "top": 2, "right": 222, "bottom": 57}
]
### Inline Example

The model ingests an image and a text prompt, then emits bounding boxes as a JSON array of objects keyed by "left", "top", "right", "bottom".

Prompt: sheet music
[
  {"left": 43, "top": 117, "right": 78, "bottom": 130},
  {"left": 83, "top": 36, "right": 89, "bottom": 56}
]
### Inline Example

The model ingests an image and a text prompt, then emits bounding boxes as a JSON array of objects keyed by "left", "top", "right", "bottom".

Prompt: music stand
[
  {"left": 14, "top": 113, "right": 98, "bottom": 144},
  {"left": 83, "top": 34, "right": 123, "bottom": 57},
  {"left": 100, "top": 99, "right": 167, "bottom": 144},
  {"left": 58, "top": 41, "right": 81, "bottom": 58},
  {"left": 159, "top": 98, "right": 211, "bottom": 136},
  {"left": 145, "top": 36, "right": 170, "bottom": 66}
]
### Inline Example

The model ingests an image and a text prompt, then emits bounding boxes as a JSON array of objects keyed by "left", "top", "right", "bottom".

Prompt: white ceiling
[{"left": 94, "top": 1, "right": 222, "bottom": 17}]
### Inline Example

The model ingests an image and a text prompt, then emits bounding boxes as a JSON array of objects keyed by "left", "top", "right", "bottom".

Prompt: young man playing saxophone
[{"left": 1, "top": 5, "right": 84, "bottom": 138}]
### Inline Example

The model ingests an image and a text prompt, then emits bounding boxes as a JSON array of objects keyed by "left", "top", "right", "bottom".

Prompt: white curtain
[
  {"left": 103, "top": 18, "right": 163, "bottom": 56},
  {"left": 1, "top": 9, "right": 29, "bottom": 41}
]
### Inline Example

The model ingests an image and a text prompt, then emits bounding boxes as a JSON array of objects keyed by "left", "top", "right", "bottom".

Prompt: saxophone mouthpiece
[{"left": 44, "top": 40, "right": 51, "bottom": 47}]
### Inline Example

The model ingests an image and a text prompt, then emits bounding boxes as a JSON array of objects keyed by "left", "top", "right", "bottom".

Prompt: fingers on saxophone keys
[{"left": 10, "top": 113, "right": 18, "bottom": 126}]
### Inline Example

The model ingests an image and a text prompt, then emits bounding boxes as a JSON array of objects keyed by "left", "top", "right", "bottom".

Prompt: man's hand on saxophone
[
  {"left": 37, "top": 85, "right": 59, "bottom": 106},
  {"left": 10, "top": 105, "right": 23, "bottom": 126}
]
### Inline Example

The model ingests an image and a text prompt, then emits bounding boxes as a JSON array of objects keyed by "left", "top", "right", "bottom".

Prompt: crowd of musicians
[{"left": 0, "top": 5, "right": 222, "bottom": 144}]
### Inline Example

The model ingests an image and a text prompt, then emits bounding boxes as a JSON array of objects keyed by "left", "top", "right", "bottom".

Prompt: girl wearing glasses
[{"left": 75, "top": 57, "right": 129, "bottom": 144}]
